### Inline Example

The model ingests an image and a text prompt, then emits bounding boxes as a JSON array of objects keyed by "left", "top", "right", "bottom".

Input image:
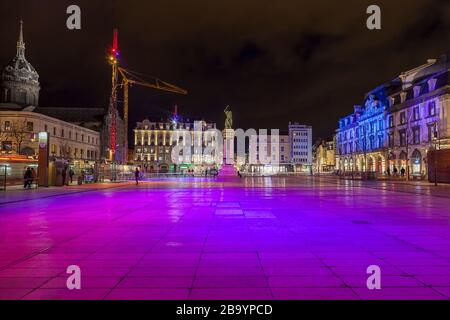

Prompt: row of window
[
  {"left": 138, "top": 123, "right": 217, "bottom": 131},
  {"left": 292, "top": 138, "right": 309, "bottom": 143},
  {"left": 1, "top": 121, "right": 98, "bottom": 145},
  {"left": 339, "top": 123, "right": 438, "bottom": 155},
  {"left": 136, "top": 148, "right": 171, "bottom": 154},
  {"left": 293, "top": 152, "right": 309, "bottom": 156},
  {"left": 340, "top": 93, "right": 438, "bottom": 128},
  {"left": 50, "top": 144, "right": 98, "bottom": 160},
  {"left": 292, "top": 132, "right": 309, "bottom": 137},
  {"left": 2, "top": 88, "right": 38, "bottom": 105},
  {"left": 340, "top": 102, "right": 437, "bottom": 142}
]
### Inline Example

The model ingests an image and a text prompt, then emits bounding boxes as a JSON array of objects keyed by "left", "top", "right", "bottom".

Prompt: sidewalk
[
  {"left": 317, "top": 175, "right": 450, "bottom": 198},
  {"left": 0, "top": 181, "right": 133, "bottom": 205}
]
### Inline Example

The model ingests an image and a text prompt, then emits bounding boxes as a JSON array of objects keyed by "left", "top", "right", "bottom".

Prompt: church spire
[{"left": 16, "top": 19, "right": 26, "bottom": 59}]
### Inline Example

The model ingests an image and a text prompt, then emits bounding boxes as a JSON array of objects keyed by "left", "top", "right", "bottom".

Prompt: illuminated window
[
  {"left": 429, "top": 101, "right": 436, "bottom": 117},
  {"left": 413, "top": 107, "right": 420, "bottom": 121},
  {"left": 388, "top": 133, "right": 394, "bottom": 148},
  {"left": 413, "top": 127, "right": 420, "bottom": 144},
  {"left": 399, "top": 130, "right": 406, "bottom": 147},
  {"left": 400, "top": 112, "right": 406, "bottom": 125},
  {"left": 388, "top": 115, "right": 394, "bottom": 128},
  {"left": 4, "top": 121, "right": 11, "bottom": 131}
]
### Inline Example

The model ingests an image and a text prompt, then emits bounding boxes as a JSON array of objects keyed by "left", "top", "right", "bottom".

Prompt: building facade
[
  {"left": 313, "top": 137, "right": 336, "bottom": 173},
  {"left": 336, "top": 54, "right": 450, "bottom": 179},
  {"left": 245, "top": 132, "right": 293, "bottom": 175},
  {"left": 289, "top": 122, "right": 312, "bottom": 168},
  {"left": 134, "top": 118, "right": 218, "bottom": 172},
  {"left": 0, "top": 110, "right": 100, "bottom": 161}
]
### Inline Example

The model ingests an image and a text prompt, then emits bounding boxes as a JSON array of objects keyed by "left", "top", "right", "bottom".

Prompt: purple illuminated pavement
[{"left": 1, "top": 176, "right": 450, "bottom": 300}]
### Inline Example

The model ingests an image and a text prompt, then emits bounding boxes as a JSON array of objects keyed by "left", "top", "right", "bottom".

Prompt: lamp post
[{"left": 433, "top": 126, "right": 440, "bottom": 186}]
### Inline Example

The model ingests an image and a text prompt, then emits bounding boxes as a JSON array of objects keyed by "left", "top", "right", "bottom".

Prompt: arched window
[
  {"left": 18, "top": 90, "right": 27, "bottom": 104},
  {"left": 2, "top": 88, "right": 10, "bottom": 102}
]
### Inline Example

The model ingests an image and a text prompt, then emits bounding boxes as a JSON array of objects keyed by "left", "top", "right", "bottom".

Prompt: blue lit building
[{"left": 336, "top": 54, "right": 450, "bottom": 179}]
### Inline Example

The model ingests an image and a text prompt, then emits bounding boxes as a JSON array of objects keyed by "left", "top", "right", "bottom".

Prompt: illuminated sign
[{"left": 38, "top": 132, "right": 48, "bottom": 149}]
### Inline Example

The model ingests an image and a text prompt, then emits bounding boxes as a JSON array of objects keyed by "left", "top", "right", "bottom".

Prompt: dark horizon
[{"left": 0, "top": 0, "right": 449, "bottom": 141}]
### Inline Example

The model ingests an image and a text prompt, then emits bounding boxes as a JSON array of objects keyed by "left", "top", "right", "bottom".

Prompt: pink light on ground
[{"left": 0, "top": 176, "right": 449, "bottom": 300}]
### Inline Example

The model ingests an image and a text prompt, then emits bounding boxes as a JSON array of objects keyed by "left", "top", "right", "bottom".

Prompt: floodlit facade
[
  {"left": 133, "top": 118, "right": 218, "bottom": 172},
  {"left": 313, "top": 137, "right": 336, "bottom": 173},
  {"left": 336, "top": 54, "right": 450, "bottom": 179}
]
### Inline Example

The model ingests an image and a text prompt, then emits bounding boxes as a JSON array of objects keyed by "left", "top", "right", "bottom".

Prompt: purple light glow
[{"left": 0, "top": 177, "right": 449, "bottom": 300}]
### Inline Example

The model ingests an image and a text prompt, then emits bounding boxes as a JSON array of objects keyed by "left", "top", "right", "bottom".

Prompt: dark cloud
[{"left": 0, "top": 0, "right": 449, "bottom": 142}]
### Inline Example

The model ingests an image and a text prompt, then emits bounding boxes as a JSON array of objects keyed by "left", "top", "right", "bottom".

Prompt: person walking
[
  {"left": 23, "top": 167, "right": 32, "bottom": 189},
  {"left": 400, "top": 167, "right": 405, "bottom": 177},
  {"left": 393, "top": 166, "right": 398, "bottom": 176},
  {"left": 69, "top": 168, "right": 75, "bottom": 184},
  {"left": 135, "top": 167, "right": 140, "bottom": 185}
]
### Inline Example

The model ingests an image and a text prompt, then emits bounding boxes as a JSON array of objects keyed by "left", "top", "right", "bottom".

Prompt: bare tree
[
  {"left": 0, "top": 119, "right": 9, "bottom": 146},
  {"left": 10, "top": 119, "right": 29, "bottom": 155}
]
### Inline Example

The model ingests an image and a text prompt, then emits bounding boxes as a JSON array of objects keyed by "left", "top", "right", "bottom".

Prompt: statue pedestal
[{"left": 223, "top": 129, "right": 235, "bottom": 165}]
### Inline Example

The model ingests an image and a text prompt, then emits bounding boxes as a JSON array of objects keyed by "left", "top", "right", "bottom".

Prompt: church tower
[{"left": 0, "top": 20, "right": 40, "bottom": 109}]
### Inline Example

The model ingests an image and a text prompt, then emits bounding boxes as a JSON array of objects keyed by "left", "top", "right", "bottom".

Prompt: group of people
[
  {"left": 23, "top": 167, "right": 36, "bottom": 189},
  {"left": 61, "top": 166, "right": 75, "bottom": 186},
  {"left": 386, "top": 166, "right": 407, "bottom": 177}
]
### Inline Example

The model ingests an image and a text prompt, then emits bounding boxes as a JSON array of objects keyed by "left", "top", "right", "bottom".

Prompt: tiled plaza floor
[{"left": 1, "top": 176, "right": 450, "bottom": 300}]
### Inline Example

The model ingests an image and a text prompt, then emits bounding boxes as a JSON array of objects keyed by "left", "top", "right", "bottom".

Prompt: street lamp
[{"left": 433, "top": 126, "right": 440, "bottom": 186}]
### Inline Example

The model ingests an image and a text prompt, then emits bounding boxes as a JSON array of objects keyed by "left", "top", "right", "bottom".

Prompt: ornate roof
[{"left": 1, "top": 20, "right": 39, "bottom": 85}]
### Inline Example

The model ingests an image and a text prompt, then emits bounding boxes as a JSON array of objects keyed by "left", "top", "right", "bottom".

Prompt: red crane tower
[{"left": 107, "top": 29, "right": 187, "bottom": 162}]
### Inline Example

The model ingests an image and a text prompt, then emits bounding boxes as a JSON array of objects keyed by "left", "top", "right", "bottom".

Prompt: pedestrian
[
  {"left": 393, "top": 166, "right": 398, "bottom": 176},
  {"left": 400, "top": 167, "right": 405, "bottom": 177},
  {"left": 135, "top": 167, "right": 140, "bottom": 185},
  {"left": 23, "top": 167, "right": 32, "bottom": 189},
  {"left": 62, "top": 167, "right": 67, "bottom": 186},
  {"left": 387, "top": 167, "right": 391, "bottom": 176},
  {"left": 69, "top": 168, "right": 75, "bottom": 184}
]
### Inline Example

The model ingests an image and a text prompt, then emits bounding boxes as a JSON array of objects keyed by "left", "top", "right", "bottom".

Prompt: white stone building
[{"left": 0, "top": 110, "right": 100, "bottom": 161}]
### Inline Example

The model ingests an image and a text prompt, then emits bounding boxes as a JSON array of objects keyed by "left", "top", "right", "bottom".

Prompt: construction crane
[
  {"left": 117, "top": 67, "right": 187, "bottom": 159},
  {"left": 108, "top": 29, "right": 188, "bottom": 162}
]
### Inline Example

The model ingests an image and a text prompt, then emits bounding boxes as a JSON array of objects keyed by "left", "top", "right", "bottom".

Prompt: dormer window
[
  {"left": 400, "top": 92, "right": 407, "bottom": 103},
  {"left": 427, "top": 78, "right": 437, "bottom": 92},
  {"left": 388, "top": 96, "right": 395, "bottom": 107},
  {"left": 413, "top": 86, "right": 421, "bottom": 98}
]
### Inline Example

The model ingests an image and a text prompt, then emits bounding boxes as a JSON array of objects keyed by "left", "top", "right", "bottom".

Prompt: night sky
[{"left": 0, "top": 0, "right": 449, "bottom": 141}]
